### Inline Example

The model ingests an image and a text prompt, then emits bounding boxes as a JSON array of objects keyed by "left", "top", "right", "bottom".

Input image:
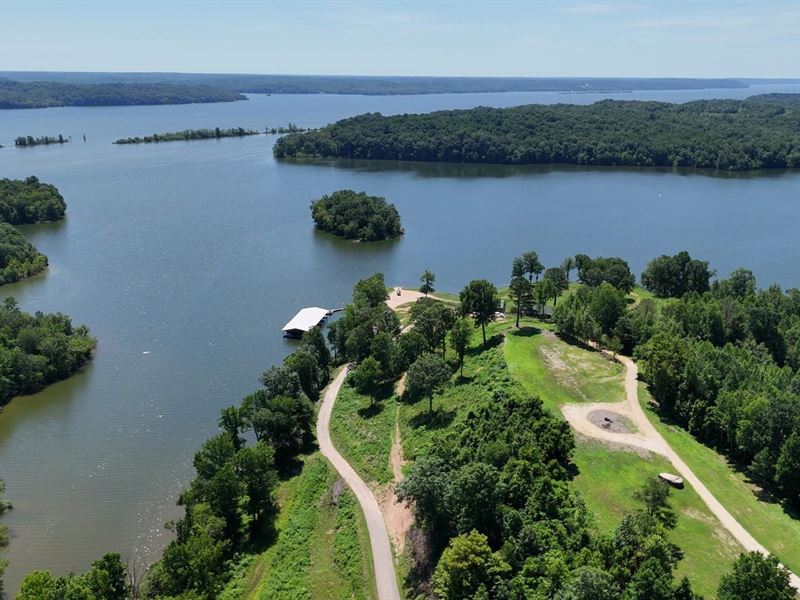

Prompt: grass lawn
[
  {"left": 226, "top": 454, "right": 375, "bottom": 600},
  {"left": 329, "top": 382, "right": 396, "bottom": 485},
  {"left": 504, "top": 324, "right": 624, "bottom": 412},
  {"left": 639, "top": 383, "right": 800, "bottom": 575},
  {"left": 571, "top": 441, "right": 740, "bottom": 598}
]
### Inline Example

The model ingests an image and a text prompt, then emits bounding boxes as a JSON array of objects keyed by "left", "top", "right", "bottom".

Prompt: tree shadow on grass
[
  {"left": 466, "top": 333, "right": 504, "bottom": 356},
  {"left": 357, "top": 401, "right": 385, "bottom": 419},
  {"left": 408, "top": 407, "right": 456, "bottom": 431},
  {"left": 507, "top": 326, "right": 542, "bottom": 338}
]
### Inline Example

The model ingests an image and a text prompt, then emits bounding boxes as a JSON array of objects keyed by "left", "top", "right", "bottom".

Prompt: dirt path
[
  {"left": 561, "top": 350, "right": 800, "bottom": 590},
  {"left": 317, "top": 368, "right": 401, "bottom": 600}
]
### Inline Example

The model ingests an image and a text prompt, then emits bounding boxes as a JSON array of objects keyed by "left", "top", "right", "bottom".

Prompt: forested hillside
[
  {"left": 0, "top": 79, "right": 245, "bottom": 109},
  {"left": 0, "top": 177, "right": 66, "bottom": 224},
  {"left": 274, "top": 94, "right": 800, "bottom": 170}
]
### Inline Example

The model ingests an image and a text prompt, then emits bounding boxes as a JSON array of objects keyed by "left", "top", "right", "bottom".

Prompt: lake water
[{"left": 1, "top": 84, "right": 800, "bottom": 593}]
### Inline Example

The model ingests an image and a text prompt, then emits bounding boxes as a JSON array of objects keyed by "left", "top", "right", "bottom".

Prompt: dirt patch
[
  {"left": 540, "top": 344, "right": 588, "bottom": 400},
  {"left": 588, "top": 410, "right": 634, "bottom": 434},
  {"left": 394, "top": 373, "right": 407, "bottom": 397},
  {"left": 377, "top": 484, "right": 414, "bottom": 554}
]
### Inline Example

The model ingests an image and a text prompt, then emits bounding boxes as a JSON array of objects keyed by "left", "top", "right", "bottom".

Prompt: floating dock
[{"left": 282, "top": 306, "right": 332, "bottom": 338}]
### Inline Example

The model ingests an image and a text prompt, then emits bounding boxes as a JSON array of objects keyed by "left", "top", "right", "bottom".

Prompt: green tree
[
  {"left": 512, "top": 250, "right": 544, "bottom": 282},
  {"left": 350, "top": 356, "right": 383, "bottom": 405},
  {"left": 432, "top": 530, "right": 511, "bottom": 600},
  {"left": 406, "top": 352, "right": 451, "bottom": 413},
  {"left": 717, "top": 552, "right": 794, "bottom": 600},
  {"left": 509, "top": 276, "right": 532, "bottom": 327},
  {"left": 218, "top": 406, "right": 244, "bottom": 451},
  {"left": 544, "top": 266, "right": 569, "bottom": 306},
  {"left": 557, "top": 566, "right": 619, "bottom": 600},
  {"left": 460, "top": 280, "right": 499, "bottom": 346},
  {"left": 561, "top": 256, "right": 577, "bottom": 283},
  {"left": 420, "top": 269, "right": 436, "bottom": 296},
  {"left": 450, "top": 317, "right": 472, "bottom": 377},
  {"left": 536, "top": 278, "right": 557, "bottom": 315},
  {"left": 632, "top": 477, "right": 677, "bottom": 530},
  {"left": 775, "top": 432, "right": 800, "bottom": 504},
  {"left": 411, "top": 298, "right": 456, "bottom": 358}
]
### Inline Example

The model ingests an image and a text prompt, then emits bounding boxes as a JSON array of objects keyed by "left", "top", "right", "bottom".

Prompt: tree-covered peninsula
[
  {"left": 0, "top": 177, "right": 67, "bottom": 224},
  {"left": 113, "top": 127, "right": 260, "bottom": 144},
  {"left": 275, "top": 94, "right": 800, "bottom": 170},
  {"left": 0, "top": 177, "right": 67, "bottom": 284},
  {"left": 0, "top": 298, "right": 95, "bottom": 406},
  {"left": 0, "top": 78, "right": 245, "bottom": 109},
  {"left": 310, "top": 189, "right": 403, "bottom": 242}
]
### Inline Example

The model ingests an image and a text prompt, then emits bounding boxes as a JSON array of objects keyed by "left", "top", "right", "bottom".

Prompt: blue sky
[{"left": 2, "top": 1, "right": 798, "bottom": 77}]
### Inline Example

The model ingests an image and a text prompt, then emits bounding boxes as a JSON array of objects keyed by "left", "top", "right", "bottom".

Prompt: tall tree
[
  {"left": 449, "top": 317, "right": 472, "bottom": 377},
  {"left": 562, "top": 256, "right": 577, "bottom": 283},
  {"left": 350, "top": 356, "right": 383, "bottom": 405},
  {"left": 460, "top": 280, "right": 499, "bottom": 346},
  {"left": 420, "top": 270, "right": 436, "bottom": 296},
  {"left": 406, "top": 353, "right": 451, "bottom": 413},
  {"left": 544, "top": 266, "right": 569, "bottom": 306},
  {"left": 509, "top": 276, "right": 532, "bottom": 327},
  {"left": 536, "top": 278, "right": 557, "bottom": 316}
]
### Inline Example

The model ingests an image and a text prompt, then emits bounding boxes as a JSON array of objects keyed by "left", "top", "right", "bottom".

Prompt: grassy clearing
[
  {"left": 504, "top": 325, "right": 624, "bottom": 411},
  {"left": 502, "top": 325, "right": 743, "bottom": 597},
  {"left": 571, "top": 441, "right": 739, "bottom": 598},
  {"left": 639, "top": 383, "right": 800, "bottom": 574},
  {"left": 329, "top": 382, "right": 396, "bottom": 485},
  {"left": 227, "top": 454, "right": 375, "bottom": 600}
]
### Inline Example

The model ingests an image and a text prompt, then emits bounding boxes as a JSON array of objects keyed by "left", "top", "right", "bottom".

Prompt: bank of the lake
[{"left": 2, "top": 87, "right": 800, "bottom": 592}]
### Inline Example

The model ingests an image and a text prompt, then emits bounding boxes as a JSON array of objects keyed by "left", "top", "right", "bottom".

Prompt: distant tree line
[
  {"left": 310, "top": 189, "right": 403, "bottom": 242},
  {"left": 14, "top": 134, "right": 68, "bottom": 147},
  {"left": 0, "top": 78, "right": 246, "bottom": 109},
  {"left": 2, "top": 72, "right": 753, "bottom": 95},
  {"left": 274, "top": 94, "right": 800, "bottom": 170},
  {"left": 113, "top": 127, "right": 260, "bottom": 144}
]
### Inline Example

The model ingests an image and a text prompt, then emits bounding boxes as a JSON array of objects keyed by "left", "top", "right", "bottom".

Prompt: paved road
[
  {"left": 564, "top": 349, "right": 800, "bottom": 590},
  {"left": 317, "top": 368, "right": 402, "bottom": 600}
]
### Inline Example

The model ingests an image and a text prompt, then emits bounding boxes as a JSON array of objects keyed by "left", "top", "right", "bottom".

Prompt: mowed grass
[
  {"left": 228, "top": 454, "right": 375, "bottom": 600},
  {"left": 639, "top": 383, "right": 800, "bottom": 575},
  {"left": 502, "top": 325, "right": 742, "bottom": 597},
  {"left": 571, "top": 442, "right": 740, "bottom": 598},
  {"left": 329, "top": 382, "right": 396, "bottom": 485},
  {"left": 504, "top": 325, "right": 624, "bottom": 412}
]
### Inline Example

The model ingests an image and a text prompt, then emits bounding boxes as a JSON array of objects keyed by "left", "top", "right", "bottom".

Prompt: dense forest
[
  {"left": 14, "top": 135, "right": 68, "bottom": 147},
  {"left": 113, "top": 127, "right": 260, "bottom": 144},
  {"left": 310, "top": 189, "right": 403, "bottom": 241},
  {"left": 0, "top": 177, "right": 67, "bottom": 223},
  {"left": 0, "top": 78, "right": 245, "bottom": 109},
  {"left": 0, "top": 72, "right": 755, "bottom": 95},
  {"left": 274, "top": 94, "right": 800, "bottom": 170}
]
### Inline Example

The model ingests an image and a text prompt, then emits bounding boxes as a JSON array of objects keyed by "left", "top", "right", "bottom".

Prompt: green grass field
[
  {"left": 639, "top": 383, "right": 800, "bottom": 575},
  {"left": 504, "top": 324, "right": 624, "bottom": 411},
  {"left": 225, "top": 454, "right": 376, "bottom": 600}
]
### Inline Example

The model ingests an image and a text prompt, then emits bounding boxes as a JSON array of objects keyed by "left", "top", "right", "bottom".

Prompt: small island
[
  {"left": 14, "top": 135, "right": 69, "bottom": 147},
  {"left": 114, "top": 127, "right": 260, "bottom": 144},
  {"left": 310, "top": 189, "right": 403, "bottom": 242}
]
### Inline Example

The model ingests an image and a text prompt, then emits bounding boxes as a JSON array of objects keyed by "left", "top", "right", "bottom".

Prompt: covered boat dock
[{"left": 282, "top": 307, "right": 332, "bottom": 338}]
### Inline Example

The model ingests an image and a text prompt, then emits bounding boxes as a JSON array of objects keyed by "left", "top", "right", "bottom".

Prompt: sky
[{"left": 1, "top": 0, "right": 798, "bottom": 78}]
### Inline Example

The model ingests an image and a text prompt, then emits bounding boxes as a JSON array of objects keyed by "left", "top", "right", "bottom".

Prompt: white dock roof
[{"left": 282, "top": 307, "right": 329, "bottom": 334}]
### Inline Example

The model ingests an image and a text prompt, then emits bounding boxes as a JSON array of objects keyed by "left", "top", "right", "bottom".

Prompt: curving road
[
  {"left": 563, "top": 350, "right": 800, "bottom": 590},
  {"left": 317, "top": 368, "right": 402, "bottom": 600}
]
